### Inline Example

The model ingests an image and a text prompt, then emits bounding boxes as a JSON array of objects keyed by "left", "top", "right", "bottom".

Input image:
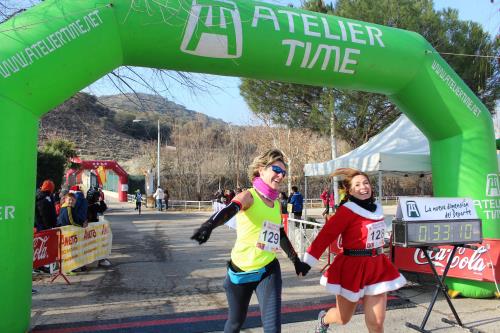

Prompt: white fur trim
[
  {"left": 320, "top": 275, "right": 364, "bottom": 302},
  {"left": 343, "top": 202, "right": 384, "bottom": 220},
  {"left": 365, "top": 274, "right": 407, "bottom": 295},
  {"left": 303, "top": 252, "right": 319, "bottom": 266},
  {"left": 319, "top": 273, "right": 407, "bottom": 302}
]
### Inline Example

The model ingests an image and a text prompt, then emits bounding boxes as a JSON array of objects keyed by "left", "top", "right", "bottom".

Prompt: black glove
[
  {"left": 191, "top": 201, "right": 241, "bottom": 245},
  {"left": 191, "top": 224, "right": 213, "bottom": 244},
  {"left": 293, "top": 258, "right": 311, "bottom": 276}
]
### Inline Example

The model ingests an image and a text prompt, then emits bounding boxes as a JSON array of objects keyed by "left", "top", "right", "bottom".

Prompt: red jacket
[{"left": 320, "top": 191, "right": 335, "bottom": 208}]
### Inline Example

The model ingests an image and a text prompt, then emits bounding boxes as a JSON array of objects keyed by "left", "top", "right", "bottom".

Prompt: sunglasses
[{"left": 270, "top": 165, "right": 287, "bottom": 177}]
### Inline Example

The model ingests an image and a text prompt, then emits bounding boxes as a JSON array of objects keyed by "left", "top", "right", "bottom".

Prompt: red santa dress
[{"left": 303, "top": 201, "right": 406, "bottom": 302}]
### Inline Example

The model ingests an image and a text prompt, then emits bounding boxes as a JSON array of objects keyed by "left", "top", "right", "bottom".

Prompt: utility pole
[
  {"left": 157, "top": 119, "right": 161, "bottom": 188},
  {"left": 329, "top": 91, "right": 339, "bottom": 207},
  {"left": 236, "top": 136, "right": 240, "bottom": 188},
  {"left": 132, "top": 118, "right": 161, "bottom": 189}
]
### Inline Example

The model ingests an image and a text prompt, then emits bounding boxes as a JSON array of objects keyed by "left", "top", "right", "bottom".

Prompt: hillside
[
  {"left": 38, "top": 92, "right": 229, "bottom": 162},
  {"left": 98, "top": 93, "right": 226, "bottom": 126}
]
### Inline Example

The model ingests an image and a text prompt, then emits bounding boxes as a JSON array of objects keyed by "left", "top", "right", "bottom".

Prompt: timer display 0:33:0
[{"left": 407, "top": 221, "right": 481, "bottom": 244}]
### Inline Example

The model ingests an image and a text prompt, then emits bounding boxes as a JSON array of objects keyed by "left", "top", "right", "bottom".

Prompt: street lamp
[{"left": 133, "top": 119, "right": 161, "bottom": 189}]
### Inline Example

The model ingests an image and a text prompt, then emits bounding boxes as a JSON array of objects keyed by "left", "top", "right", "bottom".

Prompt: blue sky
[{"left": 87, "top": 0, "right": 499, "bottom": 125}]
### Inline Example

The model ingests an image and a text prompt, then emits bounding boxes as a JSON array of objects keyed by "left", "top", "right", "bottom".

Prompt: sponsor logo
[
  {"left": 181, "top": 0, "right": 242, "bottom": 58},
  {"left": 413, "top": 246, "right": 487, "bottom": 273},
  {"left": 33, "top": 235, "right": 50, "bottom": 261},
  {"left": 406, "top": 200, "right": 420, "bottom": 217},
  {"left": 486, "top": 174, "right": 500, "bottom": 197}
]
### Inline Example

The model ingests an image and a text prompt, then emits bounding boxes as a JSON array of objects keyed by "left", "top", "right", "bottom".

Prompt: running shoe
[
  {"left": 98, "top": 259, "right": 112, "bottom": 267},
  {"left": 314, "top": 310, "right": 329, "bottom": 333}
]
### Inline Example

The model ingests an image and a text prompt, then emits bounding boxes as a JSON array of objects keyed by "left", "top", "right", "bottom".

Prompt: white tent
[
  {"left": 302, "top": 114, "right": 500, "bottom": 210},
  {"left": 304, "top": 114, "right": 431, "bottom": 177}
]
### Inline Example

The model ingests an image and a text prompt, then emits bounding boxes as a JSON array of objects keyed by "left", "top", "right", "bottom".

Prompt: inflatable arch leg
[{"left": 0, "top": 98, "right": 39, "bottom": 330}]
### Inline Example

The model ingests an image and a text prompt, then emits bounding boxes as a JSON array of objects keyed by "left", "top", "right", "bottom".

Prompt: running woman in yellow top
[{"left": 191, "top": 149, "right": 310, "bottom": 333}]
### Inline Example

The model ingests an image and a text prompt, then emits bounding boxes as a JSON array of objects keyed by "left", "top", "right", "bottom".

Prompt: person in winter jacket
[
  {"left": 57, "top": 193, "right": 87, "bottom": 227},
  {"left": 34, "top": 180, "right": 58, "bottom": 231},
  {"left": 153, "top": 186, "right": 165, "bottom": 211},
  {"left": 288, "top": 186, "right": 304, "bottom": 219},
  {"left": 70, "top": 185, "right": 88, "bottom": 225}
]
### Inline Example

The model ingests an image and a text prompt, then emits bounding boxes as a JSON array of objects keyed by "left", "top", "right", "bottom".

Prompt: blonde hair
[
  {"left": 331, "top": 168, "right": 373, "bottom": 204},
  {"left": 248, "top": 149, "right": 287, "bottom": 182}
]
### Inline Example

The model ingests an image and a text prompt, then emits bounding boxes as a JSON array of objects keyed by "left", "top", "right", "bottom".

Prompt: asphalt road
[{"left": 30, "top": 201, "right": 500, "bottom": 333}]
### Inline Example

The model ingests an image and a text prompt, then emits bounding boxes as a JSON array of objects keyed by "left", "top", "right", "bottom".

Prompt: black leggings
[{"left": 223, "top": 259, "right": 282, "bottom": 333}]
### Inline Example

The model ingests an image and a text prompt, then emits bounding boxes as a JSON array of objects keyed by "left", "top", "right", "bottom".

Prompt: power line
[{"left": 436, "top": 51, "right": 500, "bottom": 60}]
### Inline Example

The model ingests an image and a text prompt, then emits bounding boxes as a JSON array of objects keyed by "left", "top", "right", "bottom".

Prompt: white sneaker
[
  {"left": 98, "top": 259, "right": 112, "bottom": 267},
  {"left": 315, "top": 310, "right": 329, "bottom": 333}
]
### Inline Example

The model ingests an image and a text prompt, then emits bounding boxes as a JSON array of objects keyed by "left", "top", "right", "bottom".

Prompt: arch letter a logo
[
  {"left": 181, "top": 0, "right": 243, "bottom": 58},
  {"left": 486, "top": 174, "right": 500, "bottom": 197},
  {"left": 406, "top": 201, "right": 420, "bottom": 218}
]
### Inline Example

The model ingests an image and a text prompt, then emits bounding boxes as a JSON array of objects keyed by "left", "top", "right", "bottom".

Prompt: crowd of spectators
[
  {"left": 33, "top": 180, "right": 111, "bottom": 279},
  {"left": 212, "top": 188, "right": 239, "bottom": 205}
]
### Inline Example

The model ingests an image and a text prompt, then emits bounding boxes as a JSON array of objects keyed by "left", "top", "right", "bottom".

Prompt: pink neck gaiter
[{"left": 253, "top": 177, "right": 279, "bottom": 201}]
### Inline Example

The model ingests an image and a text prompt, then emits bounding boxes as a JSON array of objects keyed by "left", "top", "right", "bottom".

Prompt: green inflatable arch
[{"left": 0, "top": 0, "right": 497, "bottom": 331}]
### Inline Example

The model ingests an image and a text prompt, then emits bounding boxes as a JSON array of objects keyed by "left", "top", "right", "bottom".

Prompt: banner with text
[
  {"left": 59, "top": 221, "right": 112, "bottom": 273},
  {"left": 396, "top": 197, "right": 478, "bottom": 221},
  {"left": 394, "top": 239, "right": 500, "bottom": 282}
]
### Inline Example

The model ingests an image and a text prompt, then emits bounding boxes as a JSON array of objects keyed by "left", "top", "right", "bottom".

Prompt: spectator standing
[
  {"left": 69, "top": 185, "right": 88, "bottom": 226},
  {"left": 337, "top": 186, "right": 346, "bottom": 208},
  {"left": 289, "top": 186, "right": 304, "bottom": 220},
  {"left": 57, "top": 193, "right": 86, "bottom": 227},
  {"left": 164, "top": 188, "right": 170, "bottom": 210},
  {"left": 279, "top": 192, "right": 289, "bottom": 233},
  {"left": 34, "top": 180, "right": 58, "bottom": 231},
  {"left": 213, "top": 190, "right": 223, "bottom": 203},
  {"left": 225, "top": 189, "right": 236, "bottom": 203},
  {"left": 86, "top": 187, "right": 101, "bottom": 222},
  {"left": 329, "top": 191, "right": 335, "bottom": 211},
  {"left": 97, "top": 188, "right": 107, "bottom": 214},
  {"left": 320, "top": 187, "right": 330, "bottom": 217},
  {"left": 153, "top": 186, "right": 165, "bottom": 211},
  {"left": 98, "top": 188, "right": 105, "bottom": 202}
]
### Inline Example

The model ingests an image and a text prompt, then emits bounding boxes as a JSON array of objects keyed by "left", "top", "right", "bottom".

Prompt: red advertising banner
[
  {"left": 33, "top": 229, "right": 59, "bottom": 268},
  {"left": 393, "top": 238, "right": 500, "bottom": 282}
]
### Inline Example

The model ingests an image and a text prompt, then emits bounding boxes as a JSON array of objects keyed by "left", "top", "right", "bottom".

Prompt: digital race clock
[{"left": 392, "top": 219, "right": 482, "bottom": 247}]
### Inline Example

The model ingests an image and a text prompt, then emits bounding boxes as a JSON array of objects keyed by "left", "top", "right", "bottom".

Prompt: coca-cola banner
[
  {"left": 33, "top": 229, "right": 59, "bottom": 268},
  {"left": 393, "top": 239, "right": 500, "bottom": 282},
  {"left": 59, "top": 221, "right": 112, "bottom": 273}
]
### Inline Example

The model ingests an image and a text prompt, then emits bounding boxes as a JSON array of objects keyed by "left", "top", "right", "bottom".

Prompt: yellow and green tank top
[{"left": 231, "top": 188, "right": 282, "bottom": 271}]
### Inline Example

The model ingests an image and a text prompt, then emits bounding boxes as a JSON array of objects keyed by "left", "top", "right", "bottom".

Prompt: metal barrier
[
  {"left": 168, "top": 200, "right": 212, "bottom": 210},
  {"left": 127, "top": 194, "right": 212, "bottom": 211},
  {"left": 304, "top": 198, "right": 323, "bottom": 208},
  {"left": 287, "top": 217, "right": 324, "bottom": 259}
]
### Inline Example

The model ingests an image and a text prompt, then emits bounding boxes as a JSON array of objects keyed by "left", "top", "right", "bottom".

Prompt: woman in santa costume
[{"left": 303, "top": 168, "right": 406, "bottom": 333}]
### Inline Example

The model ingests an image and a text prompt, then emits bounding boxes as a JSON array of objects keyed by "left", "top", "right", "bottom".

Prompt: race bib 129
[{"left": 256, "top": 220, "right": 280, "bottom": 252}]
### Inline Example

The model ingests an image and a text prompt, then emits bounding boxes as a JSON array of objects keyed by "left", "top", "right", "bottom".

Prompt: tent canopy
[{"left": 304, "top": 115, "right": 431, "bottom": 177}]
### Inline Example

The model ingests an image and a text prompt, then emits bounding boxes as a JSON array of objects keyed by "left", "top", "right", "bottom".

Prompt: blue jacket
[
  {"left": 289, "top": 192, "right": 304, "bottom": 212},
  {"left": 73, "top": 191, "right": 88, "bottom": 225},
  {"left": 57, "top": 204, "right": 82, "bottom": 227}
]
